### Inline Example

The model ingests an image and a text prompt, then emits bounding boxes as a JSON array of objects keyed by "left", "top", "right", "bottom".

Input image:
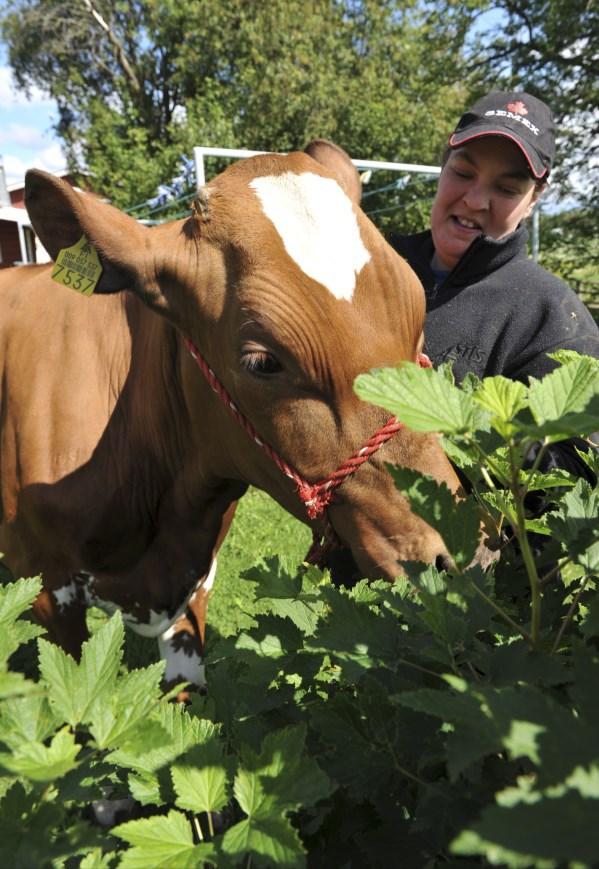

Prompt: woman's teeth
[{"left": 455, "top": 216, "right": 480, "bottom": 229}]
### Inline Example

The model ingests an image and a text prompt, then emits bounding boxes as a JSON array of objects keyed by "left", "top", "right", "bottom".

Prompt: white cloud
[
  {"left": 0, "top": 65, "right": 53, "bottom": 109},
  {"left": 38, "top": 143, "right": 67, "bottom": 173},
  {"left": 4, "top": 144, "right": 67, "bottom": 186},
  {"left": 0, "top": 122, "right": 47, "bottom": 148}
]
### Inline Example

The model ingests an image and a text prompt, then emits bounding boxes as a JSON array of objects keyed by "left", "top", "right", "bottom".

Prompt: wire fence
[{"left": 122, "top": 149, "right": 598, "bottom": 311}]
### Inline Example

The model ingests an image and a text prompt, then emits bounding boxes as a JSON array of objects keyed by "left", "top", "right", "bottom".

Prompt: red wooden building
[{"left": 0, "top": 159, "right": 78, "bottom": 269}]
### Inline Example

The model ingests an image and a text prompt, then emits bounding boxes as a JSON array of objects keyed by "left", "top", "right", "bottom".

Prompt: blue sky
[{"left": 0, "top": 46, "right": 66, "bottom": 187}]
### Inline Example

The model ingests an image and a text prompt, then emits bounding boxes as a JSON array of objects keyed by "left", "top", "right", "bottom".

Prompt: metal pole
[
  {"left": 532, "top": 207, "right": 540, "bottom": 263},
  {"left": 192, "top": 145, "right": 441, "bottom": 191}
]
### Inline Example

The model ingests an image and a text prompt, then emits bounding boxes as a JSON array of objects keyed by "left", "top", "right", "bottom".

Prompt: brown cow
[{"left": 0, "top": 144, "right": 460, "bottom": 685}]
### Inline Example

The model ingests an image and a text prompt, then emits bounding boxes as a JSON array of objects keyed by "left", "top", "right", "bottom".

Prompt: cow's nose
[{"left": 435, "top": 552, "right": 454, "bottom": 573}]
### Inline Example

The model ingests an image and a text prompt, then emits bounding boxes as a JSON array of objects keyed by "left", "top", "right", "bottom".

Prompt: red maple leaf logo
[{"left": 506, "top": 101, "right": 528, "bottom": 115}]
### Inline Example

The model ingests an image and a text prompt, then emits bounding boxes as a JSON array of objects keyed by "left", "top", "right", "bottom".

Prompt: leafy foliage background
[{"left": 1, "top": 355, "right": 599, "bottom": 867}]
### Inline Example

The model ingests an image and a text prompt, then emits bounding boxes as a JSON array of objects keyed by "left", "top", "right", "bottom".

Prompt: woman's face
[{"left": 430, "top": 137, "right": 541, "bottom": 270}]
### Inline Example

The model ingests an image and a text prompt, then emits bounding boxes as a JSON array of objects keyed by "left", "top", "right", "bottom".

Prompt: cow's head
[{"left": 25, "top": 145, "right": 461, "bottom": 580}]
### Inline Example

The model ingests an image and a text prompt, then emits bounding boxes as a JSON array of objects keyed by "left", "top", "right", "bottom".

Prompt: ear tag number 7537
[{"left": 51, "top": 235, "right": 103, "bottom": 296}]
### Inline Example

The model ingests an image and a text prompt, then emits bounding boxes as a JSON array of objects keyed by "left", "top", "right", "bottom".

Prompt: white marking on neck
[
  {"left": 158, "top": 629, "right": 205, "bottom": 686},
  {"left": 76, "top": 559, "right": 218, "bottom": 639},
  {"left": 53, "top": 582, "right": 79, "bottom": 611},
  {"left": 249, "top": 171, "right": 370, "bottom": 301}
]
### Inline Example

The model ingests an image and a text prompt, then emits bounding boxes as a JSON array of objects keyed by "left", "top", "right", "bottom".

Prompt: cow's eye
[{"left": 241, "top": 349, "right": 283, "bottom": 377}]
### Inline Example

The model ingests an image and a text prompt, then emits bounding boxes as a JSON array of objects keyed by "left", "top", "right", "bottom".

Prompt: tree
[
  {"left": 1, "top": 0, "right": 481, "bottom": 218},
  {"left": 538, "top": 207, "right": 599, "bottom": 292}
]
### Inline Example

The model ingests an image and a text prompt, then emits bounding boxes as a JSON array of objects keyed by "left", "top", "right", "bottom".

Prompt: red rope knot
[
  {"left": 297, "top": 481, "right": 335, "bottom": 519},
  {"left": 183, "top": 336, "right": 433, "bottom": 564}
]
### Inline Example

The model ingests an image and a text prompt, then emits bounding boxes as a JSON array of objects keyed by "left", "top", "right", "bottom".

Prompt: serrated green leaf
[
  {"left": 240, "top": 725, "right": 331, "bottom": 815},
  {"left": 89, "top": 661, "right": 165, "bottom": 750},
  {"left": 575, "top": 444, "right": 599, "bottom": 477},
  {"left": 529, "top": 357, "right": 599, "bottom": 421},
  {"left": 527, "top": 357, "right": 599, "bottom": 437},
  {"left": 0, "top": 728, "right": 80, "bottom": 781},
  {"left": 38, "top": 638, "right": 81, "bottom": 725},
  {"left": 0, "top": 780, "right": 77, "bottom": 869},
  {"left": 452, "top": 790, "right": 599, "bottom": 865},
  {"left": 172, "top": 724, "right": 230, "bottom": 815},
  {"left": 128, "top": 771, "right": 163, "bottom": 807},
  {"left": 234, "top": 767, "right": 269, "bottom": 817},
  {"left": 388, "top": 465, "right": 481, "bottom": 568},
  {"left": 0, "top": 577, "right": 42, "bottom": 626},
  {"left": 222, "top": 815, "right": 305, "bottom": 868},
  {"left": 109, "top": 702, "right": 213, "bottom": 787},
  {"left": 522, "top": 468, "right": 576, "bottom": 492},
  {"left": 580, "top": 593, "right": 599, "bottom": 639},
  {"left": 546, "top": 480, "right": 599, "bottom": 572},
  {"left": 246, "top": 558, "right": 325, "bottom": 635},
  {"left": 114, "top": 809, "right": 211, "bottom": 868},
  {"left": 548, "top": 349, "right": 591, "bottom": 366},
  {"left": 354, "top": 362, "right": 489, "bottom": 434},
  {"left": 480, "top": 489, "right": 518, "bottom": 525},
  {"left": 305, "top": 590, "right": 399, "bottom": 679},
  {"left": 39, "top": 612, "right": 125, "bottom": 727},
  {"left": 0, "top": 577, "right": 45, "bottom": 664},
  {"left": 173, "top": 760, "right": 229, "bottom": 816},
  {"left": 0, "top": 693, "right": 58, "bottom": 750},
  {"left": 0, "top": 671, "right": 38, "bottom": 699},
  {"left": 79, "top": 847, "right": 114, "bottom": 868},
  {"left": 397, "top": 682, "right": 587, "bottom": 781},
  {"left": 0, "top": 621, "right": 45, "bottom": 666},
  {"left": 565, "top": 764, "right": 599, "bottom": 798},
  {"left": 78, "top": 610, "right": 125, "bottom": 720},
  {"left": 473, "top": 376, "right": 528, "bottom": 434}
]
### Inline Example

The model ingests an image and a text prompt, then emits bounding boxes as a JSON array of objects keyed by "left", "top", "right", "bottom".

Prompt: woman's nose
[{"left": 463, "top": 184, "right": 489, "bottom": 211}]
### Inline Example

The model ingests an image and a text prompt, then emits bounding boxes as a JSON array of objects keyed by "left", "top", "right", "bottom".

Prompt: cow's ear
[
  {"left": 303, "top": 139, "right": 362, "bottom": 205},
  {"left": 25, "top": 170, "right": 149, "bottom": 294}
]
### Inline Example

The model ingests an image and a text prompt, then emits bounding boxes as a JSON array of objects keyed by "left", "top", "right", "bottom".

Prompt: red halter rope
[{"left": 184, "top": 336, "right": 431, "bottom": 563}]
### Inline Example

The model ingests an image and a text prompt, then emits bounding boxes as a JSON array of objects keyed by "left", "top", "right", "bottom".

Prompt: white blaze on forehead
[{"left": 249, "top": 171, "right": 371, "bottom": 301}]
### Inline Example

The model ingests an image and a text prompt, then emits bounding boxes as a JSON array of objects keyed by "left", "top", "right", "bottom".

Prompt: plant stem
[
  {"left": 466, "top": 436, "right": 510, "bottom": 487},
  {"left": 385, "top": 738, "right": 449, "bottom": 799},
  {"left": 207, "top": 811, "right": 215, "bottom": 839},
  {"left": 551, "top": 576, "right": 590, "bottom": 653},
  {"left": 519, "top": 437, "right": 550, "bottom": 500},
  {"left": 469, "top": 579, "right": 531, "bottom": 642},
  {"left": 193, "top": 814, "right": 204, "bottom": 842},
  {"left": 509, "top": 442, "right": 542, "bottom": 647},
  {"left": 480, "top": 464, "right": 497, "bottom": 490},
  {"left": 539, "top": 554, "right": 577, "bottom": 587},
  {"left": 395, "top": 657, "right": 446, "bottom": 680}
]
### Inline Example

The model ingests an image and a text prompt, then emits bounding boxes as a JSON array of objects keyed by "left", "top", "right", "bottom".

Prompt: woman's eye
[{"left": 241, "top": 350, "right": 283, "bottom": 377}]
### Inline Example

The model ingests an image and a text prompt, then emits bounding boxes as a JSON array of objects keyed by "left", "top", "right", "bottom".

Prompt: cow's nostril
[{"left": 435, "top": 553, "right": 453, "bottom": 573}]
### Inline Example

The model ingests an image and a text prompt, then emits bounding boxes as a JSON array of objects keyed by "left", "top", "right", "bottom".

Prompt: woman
[{"left": 390, "top": 90, "right": 599, "bottom": 385}]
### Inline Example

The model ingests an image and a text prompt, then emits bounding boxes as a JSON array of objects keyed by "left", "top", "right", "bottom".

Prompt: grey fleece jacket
[
  {"left": 389, "top": 225, "right": 599, "bottom": 383},
  {"left": 389, "top": 224, "right": 599, "bottom": 480}
]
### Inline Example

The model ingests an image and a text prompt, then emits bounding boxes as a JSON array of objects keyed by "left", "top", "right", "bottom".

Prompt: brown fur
[
  {"left": 0, "top": 145, "right": 460, "bottom": 671},
  {"left": 304, "top": 139, "right": 362, "bottom": 204}
]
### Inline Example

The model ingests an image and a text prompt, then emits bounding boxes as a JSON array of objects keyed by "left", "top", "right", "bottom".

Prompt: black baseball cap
[{"left": 449, "top": 91, "right": 555, "bottom": 180}]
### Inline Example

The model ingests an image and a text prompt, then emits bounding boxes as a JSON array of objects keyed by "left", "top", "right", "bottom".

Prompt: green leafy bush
[{"left": 1, "top": 353, "right": 599, "bottom": 867}]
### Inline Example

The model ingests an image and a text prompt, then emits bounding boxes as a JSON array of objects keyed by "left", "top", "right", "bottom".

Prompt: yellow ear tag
[{"left": 51, "top": 235, "right": 103, "bottom": 296}]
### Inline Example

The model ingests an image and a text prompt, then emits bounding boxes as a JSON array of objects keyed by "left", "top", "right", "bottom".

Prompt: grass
[{"left": 209, "top": 487, "right": 310, "bottom": 638}]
